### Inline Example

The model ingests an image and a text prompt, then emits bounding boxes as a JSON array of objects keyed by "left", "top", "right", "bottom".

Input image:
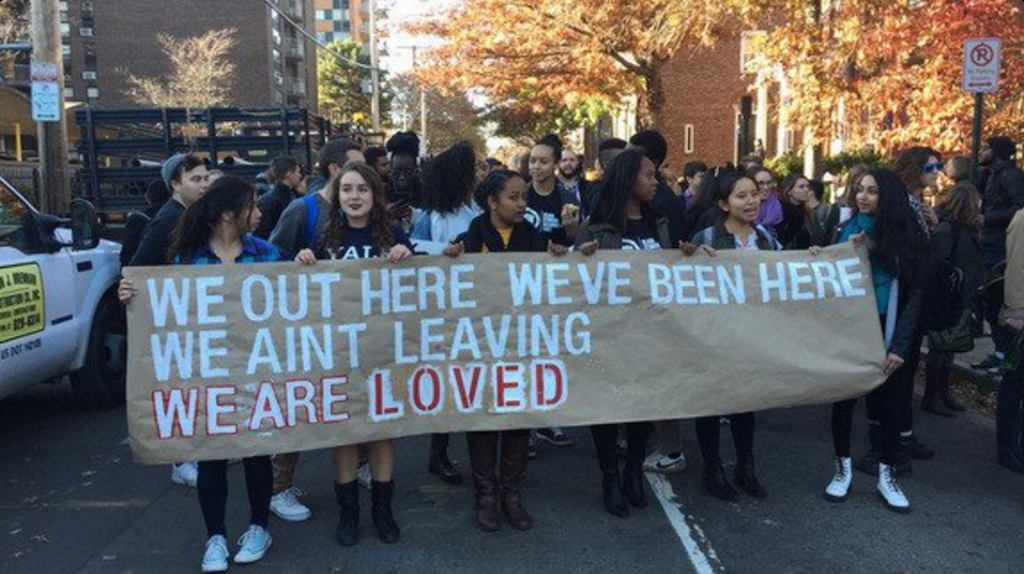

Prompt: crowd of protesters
[{"left": 116, "top": 127, "right": 1024, "bottom": 572}]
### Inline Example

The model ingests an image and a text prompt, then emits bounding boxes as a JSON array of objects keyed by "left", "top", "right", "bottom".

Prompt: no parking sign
[{"left": 963, "top": 38, "right": 1001, "bottom": 93}]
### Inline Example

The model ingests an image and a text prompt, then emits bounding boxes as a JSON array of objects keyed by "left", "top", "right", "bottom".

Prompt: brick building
[
  {"left": 314, "top": 0, "right": 367, "bottom": 45},
  {"left": 59, "top": 0, "right": 318, "bottom": 111},
  {"left": 659, "top": 30, "right": 798, "bottom": 172}
]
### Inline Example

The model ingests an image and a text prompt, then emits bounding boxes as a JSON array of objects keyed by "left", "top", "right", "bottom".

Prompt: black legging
[
  {"left": 591, "top": 423, "right": 649, "bottom": 472},
  {"left": 895, "top": 330, "right": 923, "bottom": 433},
  {"left": 695, "top": 413, "right": 754, "bottom": 460},
  {"left": 831, "top": 372, "right": 902, "bottom": 464},
  {"left": 198, "top": 457, "right": 273, "bottom": 537}
]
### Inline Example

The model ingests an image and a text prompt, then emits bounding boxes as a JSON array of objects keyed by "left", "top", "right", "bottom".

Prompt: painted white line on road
[{"left": 646, "top": 472, "right": 724, "bottom": 574}]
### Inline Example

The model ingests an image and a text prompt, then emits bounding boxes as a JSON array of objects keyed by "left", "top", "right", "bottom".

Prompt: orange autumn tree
[
  {"left": 407, "top": 0, "right": 753, "bottom": 130},
  {"left": 758, "top": 0, "right": 1024, "bottom": 154}
]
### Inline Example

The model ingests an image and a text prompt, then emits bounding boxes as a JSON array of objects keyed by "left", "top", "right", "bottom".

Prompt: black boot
[
  {"left": 428, "top": 433, "right": 464, "bottom": 485},
  {"left": 592, "top": 425, "right": 628, "bottom": 517},
  {"left": 334, "top": 480, "right": 359, "bottom": 546},
  {"left": 901, "top": 434, "right": 935, "bottom": 461},
  {"left": 922, "top": 363, "right": 955, "bottom": 417},
  {"left": 734, "top": 455, "right": 767, "bottom": 499},
  {"left": 702, "top": 458, "right": 739, "bottom": 502},
  {"left": 622, "top": 460, "right": 647, "bottom": 508},
  {"left": 601, "top": 470, "right": 629, "bottom": 517},
  {"left": 371, "top": 480, "right": 401, "bottom": 544},
  {"left": 467, "top": 432, "right": 500, "bottom": 532},
  {"left": 940, "top": 362, "right": 967, "bottom": 412}
]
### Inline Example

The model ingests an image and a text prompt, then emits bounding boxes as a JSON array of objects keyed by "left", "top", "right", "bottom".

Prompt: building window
[
  {"left": 80, "top": 28, "right": 93, "bottom": 37},
  {"left": 62, "top": 45, "right": 72, "bottom": 56},
  {"left": 59, "top": 23, "right": 70, "bottom": 35},
  {"left": 82, "top": 71, "right": 96, "bottom": 80},
  {"left": 64, "top": 87, "right": 74, "bottom": 99},
  {"left": 87, "top": 87, "right": 99, "bottom": 99},
  {"left": 684, "top": 124, "right": 695, "bottom": 154},
  {"left": 740, "top": 31, "right": 767, "bottom": 74}
]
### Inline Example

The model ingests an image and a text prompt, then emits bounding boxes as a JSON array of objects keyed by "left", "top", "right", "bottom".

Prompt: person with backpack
[
  {"left": 687, "top": 170, "right": 781, "bottom": 503},
  {"left": 269, "top": 139, "right": 364, "bottom": 260},
  {"left": 263, "top": 139, "right": 364, "bottom": 524},
  {"left": 119, "top": 178, "right": 170, "bottom": 267},
  {"left": 922, "top": 183, "right": 985, "bottom": 417},
  {"left": 575, "top": 148, "right": 669, "bottom": 516},
  {"left": 823, "top": 169, "right": 927, "bottom": 513}
]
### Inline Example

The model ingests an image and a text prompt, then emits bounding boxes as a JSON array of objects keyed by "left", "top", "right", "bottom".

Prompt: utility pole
[
  {"left": 412, "top": 46, "right": 426, "bottom": 157},
  {"left": 369, "top": 0, "right": 381, "bottom": 132},
  {"left": 30, "top": 0, "right": 70, "bottom": 213}
]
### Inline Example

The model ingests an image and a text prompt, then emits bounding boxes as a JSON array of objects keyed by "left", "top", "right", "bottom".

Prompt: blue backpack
[{"left": 303, "top": 194, "right": 319, "bottom": 249}]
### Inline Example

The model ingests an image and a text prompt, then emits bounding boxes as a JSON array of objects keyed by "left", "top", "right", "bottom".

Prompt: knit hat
[
  {"left": 161, "top": 153, "right": 190, "bottom": 187},
  {"left": 987, "top": 136, "right": 1016, "bottom": 162}
]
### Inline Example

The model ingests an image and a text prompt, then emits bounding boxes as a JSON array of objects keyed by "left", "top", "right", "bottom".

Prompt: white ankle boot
[
  {"left": 824, "top": 457, "right": 852, "bottom": 502},
  {"left": 877, "top": 463, "right": 910, "bottom": 513}
]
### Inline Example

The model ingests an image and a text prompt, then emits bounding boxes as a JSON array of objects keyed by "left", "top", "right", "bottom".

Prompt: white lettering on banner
[
  {"left": 284, "top": 380, "right": 319, "bottom": 426},
  {"left": 759, "top": 258, "right": 868, "bottom": 302},
  {"left": 199, "top": 330, "right": 229, "bottom": 378},
  {"left": 148, "top": 277, "right": 191, "bottom": 327},
  {"left": 360, "top": 266, "right": 479, "bottom": 316},
  {"left": 409, "top": 366, "right": 444, "bottom": 416},
  {"left": 249, "top": 382, "right": 286, "bottom": 430},
  {"left": 492, "top": 362, "right": 527, "bottom": 413},
  {"left": 648, "top": 264, "right": 746, "bottom": 305},
  {"left": 449, "top": 364, "right": 486, "bottom": 413},
  {"left": 368, "top": 370, "right": 404, "bottom": 422},
  {"left": 246, "top": 324, "right": 366, "bottom": 375},
  {"left": 153, "top": 387, "right": 199, "bottom": 438},
  {"left": 206, "top": 386, "right": 238, "bottom": 435},
  {"left": 321, "top": 376, "right": 351, "bottom": 423},
  {"left": 510, "top": 262, "right": 633, "bottom": 307},
  {"left": 195, "top": 277, "right": 226, "bottom": 325},
  {"left": 240, "top": 273, "right": 341, "bottom": 322},
  {"left": 151, "top": 331, "right": 194, "bottom": 381}
]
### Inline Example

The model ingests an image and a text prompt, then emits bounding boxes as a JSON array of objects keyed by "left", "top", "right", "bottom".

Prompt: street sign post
[
  {"left": 30, "top": 62, "right": 60, "bottom": 122},
  {"left": 964, "top": 38, "right": 1002, "bottom": 179}
]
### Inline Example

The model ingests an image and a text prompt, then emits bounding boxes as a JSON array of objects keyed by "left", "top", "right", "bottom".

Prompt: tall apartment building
[
  {"left": 58, "top": 0, "right": 318, "bottom": 111},
  {"left": 314, "top": 0, "right": 367, "bottom": 45}
]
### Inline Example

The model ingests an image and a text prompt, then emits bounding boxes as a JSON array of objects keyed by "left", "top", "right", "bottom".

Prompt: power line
[{"left": 262, "top": 0, "right": 380, "bottom": 72}]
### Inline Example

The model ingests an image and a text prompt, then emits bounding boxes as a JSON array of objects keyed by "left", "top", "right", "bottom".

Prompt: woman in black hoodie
[{"left": 445, "top": 170, "right": 595, "bottom": 532}]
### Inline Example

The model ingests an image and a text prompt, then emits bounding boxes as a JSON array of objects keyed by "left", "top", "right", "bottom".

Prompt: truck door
[{"left": 0, "top": 182, "right": 77, "bottom": 399}]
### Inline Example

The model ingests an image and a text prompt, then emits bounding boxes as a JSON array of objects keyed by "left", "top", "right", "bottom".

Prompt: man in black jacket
[
  {"left": 975, "top": 136, "right": 1024, "bottom": 372},
  {"left": 128, "top": 153, "right": 209, "bottom": 267},
  {"left": 254, "top": 156, "right": 304, "bottom": 240}
]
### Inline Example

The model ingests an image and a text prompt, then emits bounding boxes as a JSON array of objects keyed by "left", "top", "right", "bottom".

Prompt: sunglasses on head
[{"left": 923, "top": 161, "right": 945, "bottom": 174}]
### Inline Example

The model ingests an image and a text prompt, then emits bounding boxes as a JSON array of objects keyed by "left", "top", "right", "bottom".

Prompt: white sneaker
[
  {"left": 643, "top": 452, "right": 686, "bottom": 474},
  {"left": 877, "top": 463, "right": 910, "bottom": 513},
  {"left": 234, "top": 524, "right": 272, "bottom": 564},
  {"left": 201, "top": 535, "right": 229, "bottom": 572},
  {"left": 824, "top": 457, "right": 852, "bottom": 502},
  {"left": 270, "top": 487, "right": 311, "bottom": 522},
  {"left": 357, "top": 463, "right": 372, "bottom": 490},
  {"left": 171, "top": 462, "right": 198, "bottom": 488}
]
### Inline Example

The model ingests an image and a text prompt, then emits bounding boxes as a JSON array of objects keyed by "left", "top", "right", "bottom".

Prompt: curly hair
[
  {"left": 893, "top": 146, "right": 941, "bottom": 195},
  {"left": 418, "top": 141, "right": 478, "bottom": 213},
  {"left": 323, "top": 163, "right": 395, "bottom": 256}
]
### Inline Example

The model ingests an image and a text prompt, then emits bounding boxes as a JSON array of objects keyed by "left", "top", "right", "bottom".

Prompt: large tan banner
[{"left": 124, "top": 243, "right": 886, "bottom": 464}]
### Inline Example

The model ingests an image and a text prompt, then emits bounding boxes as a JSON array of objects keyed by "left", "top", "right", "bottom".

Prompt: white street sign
[
  {"left": 963, "top": 38, "right": 1001, "bottom": 94},
  {"left": 30, "top": 63, "right": 60, "bottom": 122}
]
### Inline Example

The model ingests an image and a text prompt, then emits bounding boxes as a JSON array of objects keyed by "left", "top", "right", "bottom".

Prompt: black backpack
[{"left": 918, "top": 225, "right": 965, "bottom": 332}]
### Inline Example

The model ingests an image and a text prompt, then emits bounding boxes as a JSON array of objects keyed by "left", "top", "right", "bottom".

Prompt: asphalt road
[{"left": 1, "top": 379, "right": 1022, "bottom": 573}]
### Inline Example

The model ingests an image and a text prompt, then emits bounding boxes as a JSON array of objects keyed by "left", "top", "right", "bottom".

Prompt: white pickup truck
[{"left": 0, "top": 175, "right": 126, "bottom": 408}]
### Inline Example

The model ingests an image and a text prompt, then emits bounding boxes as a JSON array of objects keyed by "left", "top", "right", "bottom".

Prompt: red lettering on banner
[
  {"left": 494, "top": 363, "right": 525, "bottom": 412},
  {"left": 411, "top": 366, "right": 443, "bottom": 415},
  {"left": 450, "top": 364, "right": 485, "bottom": 412},
  {"left": 152, "top": 387, "right": 199, "bottom": 439},
  {"left": 368, "top": 370, "right": 404, "bottom": 422},
  {"left": 533, "top": 360, "right": 566, "bottom": 409}
]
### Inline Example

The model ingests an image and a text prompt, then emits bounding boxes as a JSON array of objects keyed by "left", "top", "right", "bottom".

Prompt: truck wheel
[{"left": 71, "top": 296, "right": 127, "bottom": 409}]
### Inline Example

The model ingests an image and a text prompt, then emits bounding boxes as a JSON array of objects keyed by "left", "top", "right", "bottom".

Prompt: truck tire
[{"left": 71, "top": 296, "right": 127, "bottom": 409}]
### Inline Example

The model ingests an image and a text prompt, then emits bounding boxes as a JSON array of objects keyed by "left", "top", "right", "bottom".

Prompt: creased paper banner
[{"left": 124, "top": 243, "right": 886, "bottom": 464}]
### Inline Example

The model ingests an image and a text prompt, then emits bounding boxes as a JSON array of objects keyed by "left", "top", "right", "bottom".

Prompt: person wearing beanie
[
  {"left": 975, "top": 136, "right": 1024, "bottom": 374},
  {"left": 128, "top": 153, "right": 209, "bottom": 267}
]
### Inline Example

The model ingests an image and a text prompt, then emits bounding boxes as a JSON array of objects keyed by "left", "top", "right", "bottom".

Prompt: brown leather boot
[
  {"left": 467, "top": 432, "right": 500, "bottom": 532},
  {"left": 428, "top": 433, "right": 464, "bottom": 484},
  {"left": 499, "top": 431, "right": 533, "bottom": 531},
  {"left": 921, "top": 363, "right": 955, "bottom": 417}
]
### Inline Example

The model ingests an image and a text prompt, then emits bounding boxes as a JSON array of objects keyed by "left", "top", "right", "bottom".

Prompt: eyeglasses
[{"left": 923, "top": 162, "right": 945, "bottom": 174}]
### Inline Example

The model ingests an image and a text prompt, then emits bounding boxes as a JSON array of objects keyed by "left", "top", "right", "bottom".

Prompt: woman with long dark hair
[
  {"left": 410, "top": 141, "right": 483, "bottom": 485},
  {"left": 922, "top": 182, "right": 984, "bottom": 416},
  {"left": 295, "top": 163, "right": 412, "bottom": 547},
  {"left": 576, "top": 148, "right": 671, "bottom": 517},
  {"left": 824, "top": 169, "right": 927, "bottom": 513},
  {"left": 119, "top": 176, "right": 280, "bottom": 571},
  {"left": 688, "top": 171, "right": 780, "bottom": 503},
  {"left": 777, "top": 173, "right": 825, "bottom": 249}
]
